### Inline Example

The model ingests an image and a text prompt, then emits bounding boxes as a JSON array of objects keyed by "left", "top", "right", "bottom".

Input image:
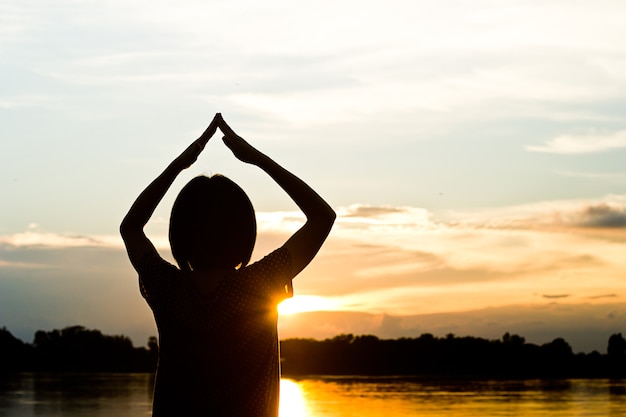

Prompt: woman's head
[{"left": 169, "top": 175, "right": 256, "bottom": 272}]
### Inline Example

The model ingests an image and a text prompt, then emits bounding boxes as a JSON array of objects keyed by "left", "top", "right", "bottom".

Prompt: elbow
[
  {"left": 328, "top": 207, "right": 337, "bottom": 224},
  {"left": 319, "top": 207, "right": 336, "bottom": 231},
  {"left": 119, "top": 221, "right": 130, "bottom": 240},
  {"left": 119, "top": 217, "right": 138, "bottom": 240},
  {"left": 329, "top": 210, "right": 337, "bottom": 231},
  {"left": 305, "top": 204, "right": 336, "bottom": 232}
]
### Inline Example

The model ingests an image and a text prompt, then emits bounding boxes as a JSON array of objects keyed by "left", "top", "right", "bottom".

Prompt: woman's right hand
[
  {"left": 218, "top": 116, "right": 265, "bottom": 165},
  {"left": 218, "top": 114, "right": 335, "bottom": 279}
]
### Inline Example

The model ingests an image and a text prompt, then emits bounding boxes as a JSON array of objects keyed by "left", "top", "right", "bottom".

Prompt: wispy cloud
[
  {"left": 526, "top": 129, "right": 626, "bottom": 154},
  {"left": 0, "top": 231, "right": 119, "bottom": 248},
  {"left": 341, "top": 204, "right": 415, "bottom": 218},
  {"left": 588, "top": 294, "right": 617, "bottom": 300},
  {"left": 448, "top": 195, "right": 626, "bottom": 231},
  {"left": 555, "top": 170, "right": 626, "bottom": 183},
  {"left": 0, "top": 260, "right": 50, "bottom": 269}
]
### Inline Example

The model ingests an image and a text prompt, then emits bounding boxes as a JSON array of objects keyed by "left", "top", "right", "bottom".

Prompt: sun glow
[{"left": 278, "top": 295, "right": 337, "bottom": 316}]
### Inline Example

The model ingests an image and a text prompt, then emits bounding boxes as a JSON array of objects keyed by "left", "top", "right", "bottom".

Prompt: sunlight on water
[
  {"left": 278, "top": 377, "right": 626, "bottom": 417},
  {"left": 279, "top": 379, "right": 310, "bottom": 417}
]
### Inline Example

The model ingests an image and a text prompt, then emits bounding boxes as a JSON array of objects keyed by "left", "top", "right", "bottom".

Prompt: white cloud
[
  {"left": 527, "top": 129, "right": 626, "bottom": 154},
  {"left": 256, "top": 211, "right": 305, "bottom": 233},
  {"left": 9, "top": 0, "right": 626, "bottom": 126},
  {"left": 0, "top": 95, "right": 56, "bottom": 109}
]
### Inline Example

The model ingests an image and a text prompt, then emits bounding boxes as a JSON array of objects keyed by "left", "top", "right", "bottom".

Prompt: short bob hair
[{"left": 169, "top": 175, "right": 256, "bottom": 272}]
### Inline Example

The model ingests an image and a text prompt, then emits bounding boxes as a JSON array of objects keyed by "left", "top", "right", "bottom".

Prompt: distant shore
[{"left": 2, "top": 326, "right": 625, "bottom": 378}]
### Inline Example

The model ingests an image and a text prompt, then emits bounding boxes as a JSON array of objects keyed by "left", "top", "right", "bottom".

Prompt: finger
[
  {"left": 219, "top": 118, "right": 237, "bottom": 137},
  {"left": 201, "top": 123, "right": 217, "bottom": 136},
  {"left": 199, "top": 122, "right": 219, "bottom": 143},
  {"left": 210, "top": 113, "right": 221, "bottom": 127},
  {"left": 202, "top": 114, "right": 220, "bottom": 132}
]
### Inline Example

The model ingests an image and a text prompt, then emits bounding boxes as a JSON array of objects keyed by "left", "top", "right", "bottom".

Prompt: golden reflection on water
[
  {"left": 279, "top": 379, "right": 309, "bottom": 417},
  {"left": 279, "top": 377, "right": 626, "bottom": 417},
  {"left": 280, "top": 378, "right": 421, "bottom": 417},
  {"left": 280, "top": 378, "right": 417, "bottom": 417}
]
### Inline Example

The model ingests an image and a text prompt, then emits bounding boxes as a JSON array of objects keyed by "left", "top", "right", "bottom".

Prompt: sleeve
[
  {"left": 238, "top": 247, "right": 293, "bottom": 304},
  {"left": 137, "top": 252, "right": 179, "bottom": 304}
]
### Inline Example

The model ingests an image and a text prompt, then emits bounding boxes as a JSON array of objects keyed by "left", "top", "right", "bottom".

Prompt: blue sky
[{"left": 2, "top": 0, "right": 626, "bottom": 352}]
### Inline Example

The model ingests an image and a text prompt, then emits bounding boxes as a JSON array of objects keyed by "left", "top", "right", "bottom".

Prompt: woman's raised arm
[
  {"left": 218, "top": 116, "right": 335, "bottom": 277},
  {"left": 120, "top": 114, "right": 220, "bottom": 270}
]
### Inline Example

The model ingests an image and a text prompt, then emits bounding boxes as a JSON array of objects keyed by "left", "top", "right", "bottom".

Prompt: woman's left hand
[
  {"left": 174, "top": 113, "right": 221, "bottom": 169},
  {"left": 199, "top": 113, "right": 221, "bottom": 143}
]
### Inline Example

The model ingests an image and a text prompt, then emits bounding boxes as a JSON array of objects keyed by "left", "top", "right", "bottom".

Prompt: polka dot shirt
[{"left": 138, "top": 247, "right": 293, "bottom": 417}]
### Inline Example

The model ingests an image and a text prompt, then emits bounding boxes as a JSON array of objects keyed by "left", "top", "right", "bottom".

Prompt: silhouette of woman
[{"left": 120, "top": 113, "right": 335, "bottom": 416}]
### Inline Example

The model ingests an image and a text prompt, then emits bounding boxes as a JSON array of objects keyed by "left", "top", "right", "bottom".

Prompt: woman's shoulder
[
  {"left": 235, "top": 247, "right": 293, "bottom": 296},
  {"left": 242, "top": 247, "right": 292, "bottom": 275},
  {"left": 138, "top": 251, "right": 179, "bottom": 276}
]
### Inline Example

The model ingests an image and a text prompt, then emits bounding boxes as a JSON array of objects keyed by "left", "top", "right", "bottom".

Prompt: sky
[{"left": 2, "top": 0, "right": 626, "bottom": 353}]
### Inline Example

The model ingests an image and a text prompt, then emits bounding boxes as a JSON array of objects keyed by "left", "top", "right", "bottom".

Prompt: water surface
[
  {"left": 282, "top": 377, "right": 626, "bottom": 416},
  {"left": 1, "top": 374, "right": 625, "bottom": 416}
]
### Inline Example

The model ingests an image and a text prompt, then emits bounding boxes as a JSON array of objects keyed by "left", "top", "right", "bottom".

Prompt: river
[{"left": 1, "top": 374, "right": 625, "bottom": 416}]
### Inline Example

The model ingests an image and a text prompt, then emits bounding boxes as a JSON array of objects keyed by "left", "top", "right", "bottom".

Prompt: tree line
[
  {"left": 280, "top": 332, "right": 626, "bottom": 378},
  {"left": 0, "top": 326, "right": 157, "bottom": 373},
  {"left": 1, "top": 326, "right": 625, "bottom": 378}
]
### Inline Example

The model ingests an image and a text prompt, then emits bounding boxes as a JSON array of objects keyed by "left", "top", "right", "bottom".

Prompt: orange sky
[{"left": 2, "top": 196, "right": 625, "bottom": 352}]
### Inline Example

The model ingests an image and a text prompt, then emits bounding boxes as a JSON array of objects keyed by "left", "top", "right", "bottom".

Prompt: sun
[{"left": 278, "top": 295, "right": 336, "bottom": 316}]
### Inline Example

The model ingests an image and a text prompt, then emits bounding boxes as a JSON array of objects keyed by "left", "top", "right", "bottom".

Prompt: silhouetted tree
[
  {"left": 0, "top": 327, "right": 30, "bottom": 372},
  {"left": 30, "top": 325, "right": 154, "bottom": 372},
  {"left": 607, "top": 333, "right": 626, "bottom": 358},
  {"left": 607, "top": 333, "right": 626, "bottom": 377},
  {"left": 148, "top": 336, "right": 159, "bottom": 353},
  {"left": 502, "top": 332, "right": 525, "bottom": 346},
  {"left": 147, "top": 336, "right": 159, "bottom": 367},
  {"left": 528, "top": 338, "right": 573, "bottom": 377}
]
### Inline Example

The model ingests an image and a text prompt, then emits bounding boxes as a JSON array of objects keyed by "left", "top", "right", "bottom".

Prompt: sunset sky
[{"left": 2, "top": 0, "right": 626, "bottom": 353}]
